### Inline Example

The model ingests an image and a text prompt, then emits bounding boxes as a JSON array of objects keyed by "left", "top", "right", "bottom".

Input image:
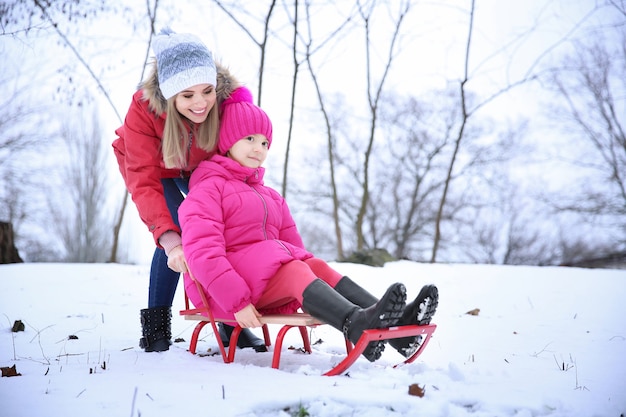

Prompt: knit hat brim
[{"left": 159, "top": 66, "right": 217, "bottom": 100}]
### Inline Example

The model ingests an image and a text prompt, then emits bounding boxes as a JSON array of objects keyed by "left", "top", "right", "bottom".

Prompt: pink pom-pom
[{"left": 224, "top": 86, "right": 253, "bottom": 106}]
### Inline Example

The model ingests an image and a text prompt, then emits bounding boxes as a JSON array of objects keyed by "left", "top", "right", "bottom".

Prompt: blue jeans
[{"left": 148, "top": 177, "right": 189, "bottom": 308}]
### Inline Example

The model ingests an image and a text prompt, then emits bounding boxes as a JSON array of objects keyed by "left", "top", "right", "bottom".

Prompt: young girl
[
  {"left": 112, "top": 28, "right": 264, "bottom": 353},
  {"left": 179, "top": 87, "right": 438, "bottom": 362}
]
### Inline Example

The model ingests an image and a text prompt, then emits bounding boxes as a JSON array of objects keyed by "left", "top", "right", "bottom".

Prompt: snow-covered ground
[{"left": 1, "top": 261, "right": 624, "bottom": 417}]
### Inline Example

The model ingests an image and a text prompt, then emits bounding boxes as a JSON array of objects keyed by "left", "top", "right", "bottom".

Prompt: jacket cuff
[{"left": 158, "top": 231, "right": 182, "bottom": 256}]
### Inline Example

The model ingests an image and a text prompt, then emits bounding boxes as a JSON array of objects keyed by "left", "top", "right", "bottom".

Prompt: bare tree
[
  {"left": 353, "top": 0, "right": 411, "bottom": 251},
  {"left": 457, "top": 179, "right": 561, "bottom": 266},
  {"left": 213, "top": 0, "right": 310, "bottom": 201},
  {"left": 213, "top": 0, "right": 276, "bottom": 104},
  {"left": 109, "top": 0, "right": 161, "bottom": 263},
  {"left": 0, "top": 103, "right": 40, "bottom": 166},
  {"left": 542, "top": 26, "right": 626, "bottom": 251},
  {"left": 0, "top": 49, "right": 64, "bottom": 262},
  {"left": 281, "top": 0, "right": 299, "bottom": 198},
  {"left": 374, "top": 92, "right": 452, "bottom": 260},
  {"left": 51, "top": 106, "right": 112, "bottom": 262},
  {"left": 2, "top": 0, "right": 148, "bottom": 263},
  {"left": 0, "top": 70, "right": 47, "bottom": 172},
  {"left": 214, "top": 1, "right": 311, "bottom": 197},
  {"left": 428, "top": 0, "right": 584, "bottom": 262},
  {"left": 300, "top": 1, "right": 358, "bottom": 259},
  {"left": 429, "top": 0, "right": 477, "bottom": 263}
]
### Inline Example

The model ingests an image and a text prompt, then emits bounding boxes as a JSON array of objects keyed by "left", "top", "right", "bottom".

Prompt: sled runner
[{"left": 180, "top": 271, "right": 436, "bottom": 376}]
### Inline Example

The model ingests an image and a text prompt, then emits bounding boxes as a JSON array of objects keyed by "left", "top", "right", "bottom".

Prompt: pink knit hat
[{"left": 218, "top": 87, "right": 273, "bottom": 154}]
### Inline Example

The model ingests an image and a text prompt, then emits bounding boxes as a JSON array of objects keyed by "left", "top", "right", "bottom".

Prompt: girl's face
[
  {"left": 174, "top": 84, "right": 216, "bottom": 124},
  {"left": 227, "top": 134, "right": 269, "bottom": 168}
]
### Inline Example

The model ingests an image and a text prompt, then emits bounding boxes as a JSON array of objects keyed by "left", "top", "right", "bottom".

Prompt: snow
[{"left": 1, "top": 261, "right": 625, "bottom": 417}]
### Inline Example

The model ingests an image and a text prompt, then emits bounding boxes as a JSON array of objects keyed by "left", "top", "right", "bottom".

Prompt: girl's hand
[
  {"left": 234, "top": 304, "right": 263, "bottom": 328},
  {"left": 166, "top": 245, "right": 188, "bottom": 273}
]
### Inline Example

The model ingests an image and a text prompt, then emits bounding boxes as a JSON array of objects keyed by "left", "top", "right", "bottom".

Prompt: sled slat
[{"left": 183, "top": 310, "right": 323, "bottom": 327}]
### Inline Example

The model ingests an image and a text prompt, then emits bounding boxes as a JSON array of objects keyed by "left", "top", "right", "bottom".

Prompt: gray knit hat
[{"left": 152, "top": 27, "right": 217, "bottom": 100}]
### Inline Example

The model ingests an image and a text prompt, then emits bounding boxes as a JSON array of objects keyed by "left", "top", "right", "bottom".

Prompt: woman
[
  {"left": 112, "top": 28, "right": 264, "bottom": 352},
  {"left": 179, "top": 87, "right": 439, "bottom": 361}
]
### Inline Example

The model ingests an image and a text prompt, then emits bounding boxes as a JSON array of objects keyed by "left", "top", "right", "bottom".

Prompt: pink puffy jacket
[{"left": 179, "top": 155, "right": 313, "bottom": 320}]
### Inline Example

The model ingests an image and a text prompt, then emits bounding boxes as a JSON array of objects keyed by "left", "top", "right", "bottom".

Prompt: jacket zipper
[
  {"left": 249, "top": 185, "right": 268, "bottom": 240},
  {"left": 248, "top": 180, "right": 292, "bottom": 256}
]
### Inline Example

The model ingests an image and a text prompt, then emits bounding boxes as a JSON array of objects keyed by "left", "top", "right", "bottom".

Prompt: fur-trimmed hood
[{"left": 139, "top": 59, "right": 240, "bottom": 115}]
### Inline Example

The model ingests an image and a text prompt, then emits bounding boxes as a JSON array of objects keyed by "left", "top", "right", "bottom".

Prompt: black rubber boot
[
  {"left": 388, "top": 284, "right": 439, "bottom": 358},
  {"left": 302, "top": 279, "right": 406, "bottom": 362},
  {"left": 218, "top": 323, "right": 268, "bottom": 353},
  {"left": 334, "top": 276, "right": 378, "bottom": 307},
  {"left": 139, "top": 306, "right": 172, "bottom": 352}
]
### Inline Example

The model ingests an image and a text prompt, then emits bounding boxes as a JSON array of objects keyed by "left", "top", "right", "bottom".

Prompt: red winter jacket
[
  {"left": 179, "top": 155, "right": 313, "bottom": 320},
  {"left": 112, "top": 63, "right": 239, "bottom": 245}
]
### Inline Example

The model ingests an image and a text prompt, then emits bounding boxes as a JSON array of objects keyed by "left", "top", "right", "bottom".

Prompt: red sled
[{"left": 180, "top": 271, "right": 436, "bottom": 376}]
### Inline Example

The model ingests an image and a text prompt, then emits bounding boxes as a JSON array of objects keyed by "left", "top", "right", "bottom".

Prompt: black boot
[
  {"left": 388, "top": 284, "right": 439, "bottom": 358},
  {"left": 334, "top": 276, "right": 378, "bottom": 307},
  {"left": 302, "top": 279, "right": 406, "bottom": 362},
  {"left": 335, "top": 277, "right": 439, "bottom": 358},
  {"left": 139, "top": 306, "right": 172, "bottom": 352},
  {"left": 218, "top": 323, "right": 268, "bottom": 353}
]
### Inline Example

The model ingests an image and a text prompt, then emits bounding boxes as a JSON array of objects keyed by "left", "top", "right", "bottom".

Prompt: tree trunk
[{"left": 0, "top": 222, "right": 23, "bottom": 264}]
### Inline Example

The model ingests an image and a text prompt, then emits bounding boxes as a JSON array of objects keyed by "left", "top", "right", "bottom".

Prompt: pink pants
[{"left": 256, "top": 257, "right": 343, "bottom": 310}]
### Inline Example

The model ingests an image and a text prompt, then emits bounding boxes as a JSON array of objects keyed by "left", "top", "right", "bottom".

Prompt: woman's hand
[
  {"left": 166, "top": 245, "right": 188, "bottom": 273},
  {"left": 234, "top": 304, "right": 263, "bottom": 328}
]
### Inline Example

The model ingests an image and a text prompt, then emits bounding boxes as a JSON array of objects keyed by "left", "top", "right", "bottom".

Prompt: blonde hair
[{"left": 161, "top": 96, "right": 219, "bottom": 169}]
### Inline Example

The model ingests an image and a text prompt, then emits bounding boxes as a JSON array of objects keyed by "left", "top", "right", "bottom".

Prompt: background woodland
[{"left": 1, "top": 0, "right": 624, "bottom": 266}]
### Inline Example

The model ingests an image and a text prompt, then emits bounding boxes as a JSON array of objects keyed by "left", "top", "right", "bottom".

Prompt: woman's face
[{"left": 174, "top": 84, "right": 216, "bottom": 123}]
